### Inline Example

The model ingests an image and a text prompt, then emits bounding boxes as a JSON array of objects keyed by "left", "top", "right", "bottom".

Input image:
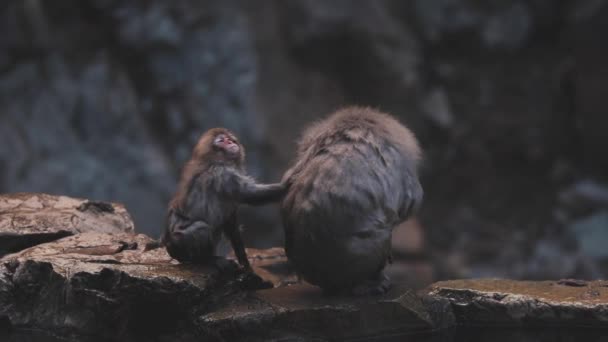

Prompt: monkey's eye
[
  {"left": 213, "top": 135, "right": 239, "bottom": 155},
  {"left": 214, "top": 135, "right": 227, "bottom": 144}
]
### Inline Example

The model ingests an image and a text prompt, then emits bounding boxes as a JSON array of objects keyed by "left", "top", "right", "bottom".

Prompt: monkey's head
[{"left": 193, "top": 128, "right": 245, "bottom": 165}]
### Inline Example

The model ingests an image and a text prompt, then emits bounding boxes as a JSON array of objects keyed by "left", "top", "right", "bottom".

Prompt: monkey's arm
[
  {"left": 222, "top": 168, "right": 287, "bottom": 205},
  {"left": 236, "top": 177, "right": 287, "bottom": 205}
]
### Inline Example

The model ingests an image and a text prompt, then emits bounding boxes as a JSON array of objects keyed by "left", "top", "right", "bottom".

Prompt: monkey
[
  {"left": 281, "top": 107, "right": 423, "bottom": 295},
  {"left": 161, "top": 128, "right": 286, "bottom": 278}
]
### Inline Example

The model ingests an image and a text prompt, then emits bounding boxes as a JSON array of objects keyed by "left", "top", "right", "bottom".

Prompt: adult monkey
[
  {"left": 281, "top": 107, "right": 423, "bottom": 295},
  {"left": 162, "top": 128, "right": 286, "bottom": 279}
]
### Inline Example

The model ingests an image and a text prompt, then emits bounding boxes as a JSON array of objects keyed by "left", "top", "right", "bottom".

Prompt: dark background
[{"left": 1, "top": 0, "right": 607, "bottom": 283}]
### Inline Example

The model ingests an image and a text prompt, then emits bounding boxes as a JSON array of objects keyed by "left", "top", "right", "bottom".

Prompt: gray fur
[
  {"left": 162, "top": 128, "right": 285, "bottom": 268},
  {"left": 281, "top": 107, "right": 423, "bottom": 294}
]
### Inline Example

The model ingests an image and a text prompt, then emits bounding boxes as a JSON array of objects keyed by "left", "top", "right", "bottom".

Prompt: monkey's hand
[
  {"left": 239, "top": 181, "right": 287, "bottom": 205},
  {"left": 237, "top": 271, "right": 274, "bottom": 291},
  {"left": 211, "top": 257, "right": 272, "bottom": 290},
  {"left": 211, "top": 256, "right": 240, "bottom": 273}
]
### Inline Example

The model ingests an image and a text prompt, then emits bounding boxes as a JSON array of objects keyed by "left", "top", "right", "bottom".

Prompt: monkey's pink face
[{"left": 213, "top": 134, "right": 240, "bottom": 156}]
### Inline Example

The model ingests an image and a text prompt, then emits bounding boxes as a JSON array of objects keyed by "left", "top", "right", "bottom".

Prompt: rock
[
  {"left": 199, "top": 284, "right": 453, "bottom": 341},
  {"left": 1, "top": 330, "right": 73, "bottom": 342},
  {"left": 449, "top": 325, "right": 608, "bottom": 342},
  {"left": 421, "top": 87, "right": 454, "bottom": 130},
  {"left": 0, "top": 314, "right": 10, "bottom": 333},
  {"left": 0, "top": 193, "right": 134, "bottom": 257},
  {"left": 481, "top": 2, "right": 531, "bottom": 50},
  {"left": 3, "top": 230, "right": 608, "bottom": 340},
  {"left": 278, "top": 0, "right": 422, "bottom": 105},
  {"left": 413, "top": 0, "right": 532, "bottom": 50},
  {"left": 427, "top": 279, "right": 608, "bottom": 327},
  {"left": 0, "top": 232, "right": 268, "bottom": 340},
  {"left": 0, "top": 0, "right": 261, "bottom": 237},
  {"left": 228, "top": 247, "right": 298, "bottom": 287},
  {"left": 559, "top": 179, "right": 608, "bottom": 215},
  {"left": 567, "top": 211, "right": 608, "bottom": 260},
  {"left": 0, "top": 232, "right": 454, "bottom": 341},
  {"left": 510, "top": 237, "right": 601, "bottom": 280},
  {"left": 565, "top": 3, "right": 608, "bottom": 177}
]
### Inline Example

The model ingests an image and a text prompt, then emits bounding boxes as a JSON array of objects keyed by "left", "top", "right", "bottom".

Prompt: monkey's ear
[{"left": 193, "top": 138, "right": 213, "bottom": 159}]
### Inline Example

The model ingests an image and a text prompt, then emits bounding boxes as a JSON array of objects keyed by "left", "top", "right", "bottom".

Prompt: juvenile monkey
[
  {"left": 162, "top": 128, "right": 285, "bottom": 273},
  {"left": 281, "top": 107, "right": 423, "bottom": 295}
]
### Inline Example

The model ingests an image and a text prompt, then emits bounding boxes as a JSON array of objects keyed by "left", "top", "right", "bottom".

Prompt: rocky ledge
[
  {"left": 0, "top": 194, "right": 607, "bottom": 341},
  {"left": 427, "top": 278, "right": 608, "bottom": 328},
  {"left": 0, "top": 231, "right": 452, "bottom": 341},
  {"left": 0, "top": 193, "right": 134, "bottom": 257}
]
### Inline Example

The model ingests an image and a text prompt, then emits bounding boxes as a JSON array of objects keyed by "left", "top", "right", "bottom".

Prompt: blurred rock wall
[{"left": 1, "top": 0, "right": 607, "bottom": 280}]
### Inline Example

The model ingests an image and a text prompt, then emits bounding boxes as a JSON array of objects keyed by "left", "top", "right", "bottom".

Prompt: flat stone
[
  {"left": 426, "top": 279, "right": 608, "bottom": 327},
  {"left": 0, "top": 193, "right": 135, "bottom": 256},
  {"left": 7, "top": 216, "right": 606, "bottom": 340},
  {"left": 229, "top": 247, "right": 298, "bottom": 287},
  {"left": 199, "top": 283, "right": 453, "bottom": 341},
  {"left": 0, "top": 232, "right": 261, "bottom": 340},
  {"left": 0, "top": 233, "right": 454, "bottom": 341}
]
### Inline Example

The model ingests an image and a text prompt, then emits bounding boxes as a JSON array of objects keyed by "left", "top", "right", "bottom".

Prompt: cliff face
[{"left": 1, "top": 0, "right": 607, "bottom": 279}]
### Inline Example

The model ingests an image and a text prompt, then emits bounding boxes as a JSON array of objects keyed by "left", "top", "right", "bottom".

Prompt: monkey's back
[{"left": 281, "top": 107, "right": 422, "bottom": 291}]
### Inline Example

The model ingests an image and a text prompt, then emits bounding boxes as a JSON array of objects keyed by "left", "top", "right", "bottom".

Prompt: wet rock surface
[
  {"left": 0, "top": 193, "right": 134, "bottom": 257},
  {"left": 1, "top": 233, "right": 607, "bottom": 341},
  {"left": 0, "top": 232, "right": 274, "bottom": 340},
  {"left": 427, "top": 279, "right": 608, "bottom": 328},
  {"left": 0, "top": 230, "right": 450, "bottom": 341},
  {"left": 1, "top": 199, "right": 608, "bottom": 341},
  {"left": 200, "top": 284, "right": 453, "bottom": 341}
]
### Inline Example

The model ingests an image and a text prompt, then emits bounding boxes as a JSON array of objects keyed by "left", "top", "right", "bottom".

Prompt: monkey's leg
[
  {"left": 351, "top": 272, "right": 391, "bottom": 296},
  {"left": 222, "top": 220, "right": 274, "bottom": 290},
  {"left": 223, "top": 221, "right": 252, "bottom": 271}
]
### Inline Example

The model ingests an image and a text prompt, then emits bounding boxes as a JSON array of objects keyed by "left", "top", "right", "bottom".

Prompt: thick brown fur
[
  {"left": 162, "top": 128, "right": 286, "bottom": 271},
  {"left": 281, "top": 107, "right": 423, "bottom": 295}
]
